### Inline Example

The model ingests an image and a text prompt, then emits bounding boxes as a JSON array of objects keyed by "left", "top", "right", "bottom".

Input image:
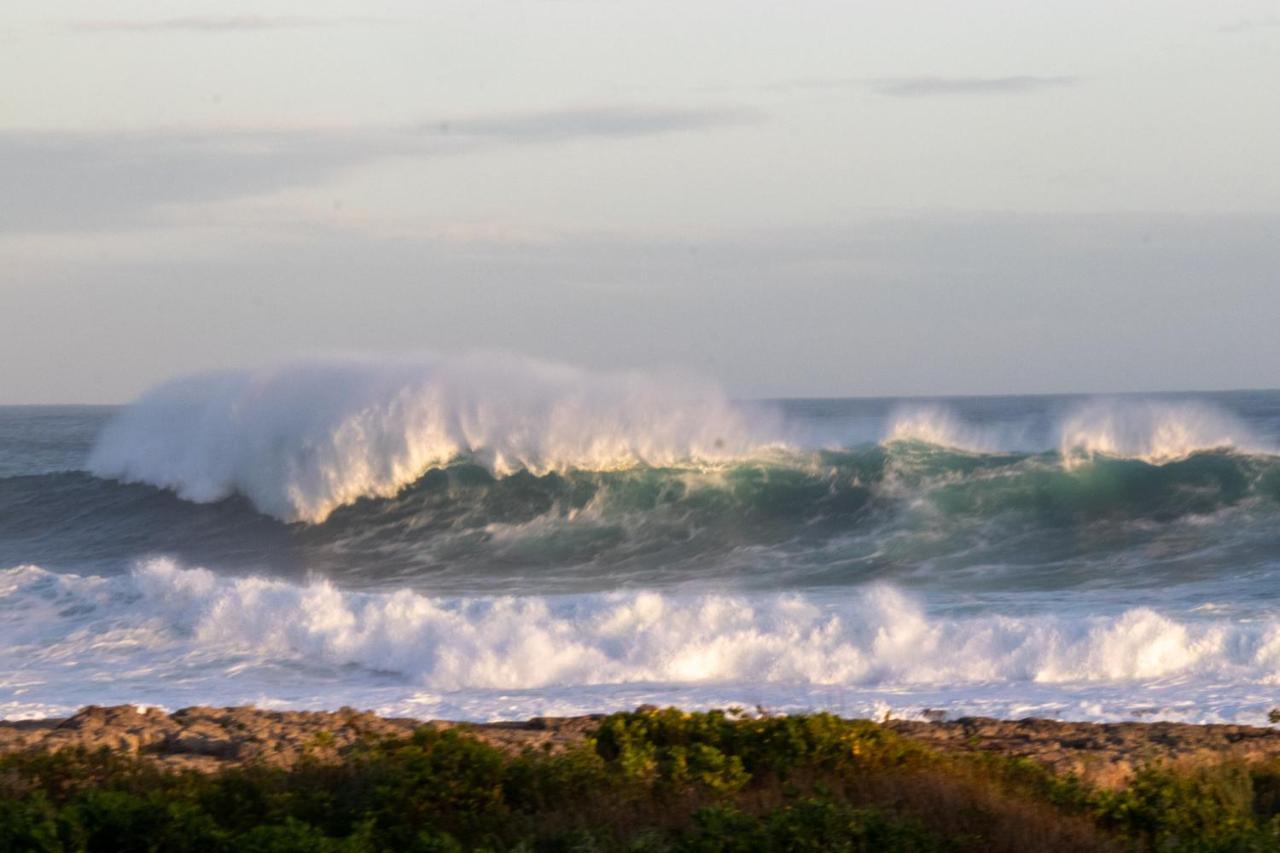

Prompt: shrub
[{"left": 6, "top": 709, "right": 1280, "bottom": 851}]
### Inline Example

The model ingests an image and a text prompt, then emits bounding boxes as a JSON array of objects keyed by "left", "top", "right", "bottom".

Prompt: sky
[{"left": 2, "top": 0, "right": 1279, "bottom": 403}]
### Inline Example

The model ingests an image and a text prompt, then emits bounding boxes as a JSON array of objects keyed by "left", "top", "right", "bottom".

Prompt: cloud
[
  {"left": 431, "top": 107, "right": 755, "bottom": 141},
  {"left": 68, "top": 16, "right": 383, "bottom": 34},
  {"left": 870, "top": 76, "right": 1077, "bottom": 97},
  {"left": 0, "top": 107, "right": 756, "bottom": 234},
  {"left": 0, "top": 129, "right": 374, "bottom": 233},
  {"left": 761, "top": 75, "right": 1077, "bottom": 98},
  {"left": 6, "top": 213, "right": 1279, "bottom": 402}
]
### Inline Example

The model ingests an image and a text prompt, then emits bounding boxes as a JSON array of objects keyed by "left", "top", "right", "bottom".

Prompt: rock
[
  {"left": 164, "top": 723, "right": 239, "bottom": 758},
  {"left": 7, "top": 706, "right": 1280, "bottom": 787},
  {"left": 882, "top": 716, "right": 1280, "bottom": 787}
]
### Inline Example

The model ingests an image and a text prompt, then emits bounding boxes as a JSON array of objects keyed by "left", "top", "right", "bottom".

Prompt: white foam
[
  {"left": 88, "top": 355, "right": 782, "bottom": 523},
  {"left": 6, "top": 560, "right": 1280, "bottom": 723}
]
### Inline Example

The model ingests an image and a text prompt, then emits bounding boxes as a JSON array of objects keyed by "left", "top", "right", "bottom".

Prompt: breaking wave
[
  {"left": 88, "top": 355, "right": 782, "bottom": 523},
  {"left": 83, "top": 359, "right": 1279, "bottom": 537},
  {"left": 885, "top": 399, "right": 1270, "bottom": 462},
  {"left": 1057, "top": 400, "right": 1263, "bottom": 463}
]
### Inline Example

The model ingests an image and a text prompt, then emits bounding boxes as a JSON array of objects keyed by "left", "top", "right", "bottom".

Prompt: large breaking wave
[
  {"left": 87, "top": 357, "right": 1277, "bottom": 527},
  {"left": 87, "top": 355, "right": 781, "bottom": 523}
]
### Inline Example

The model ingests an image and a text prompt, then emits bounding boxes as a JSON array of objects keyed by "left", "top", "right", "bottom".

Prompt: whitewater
[{"left": 4, "top": 355, "right": 1280, "bottom": 723}]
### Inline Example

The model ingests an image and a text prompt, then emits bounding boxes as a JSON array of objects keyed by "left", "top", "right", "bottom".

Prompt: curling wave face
[{"left": 7, "top": 437, "right": 1277, "bottom": 595}]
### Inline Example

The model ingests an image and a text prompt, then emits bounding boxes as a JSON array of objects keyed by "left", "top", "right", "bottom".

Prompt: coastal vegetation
[{"left": 3, "top": 708, "right": 1280, "bottom": 852}]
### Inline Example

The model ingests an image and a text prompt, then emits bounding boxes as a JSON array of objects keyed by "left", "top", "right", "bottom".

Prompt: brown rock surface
[
  {"left": 0, "top": 706, "right": 602, "bottom": 773},
  {"left": 885, "top": 717, "right": 1280, "bottom": 787},
  {"left": 5, "top": 706, "right": 1280, "bottom": 786},
  {"left": 0, "top": 705, "right": 421, "bottom": 772}
]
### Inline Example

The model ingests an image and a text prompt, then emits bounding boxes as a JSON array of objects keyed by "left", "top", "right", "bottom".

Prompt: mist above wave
[
  {"left": 88, "top": 355, "right": 781, "bottom": 523},
  {"left": 1057, "top": 400, "right": 1264, "bottom": 463},
  {"left": 886, "top": 399, "right": 1271, "bottom": 462}
]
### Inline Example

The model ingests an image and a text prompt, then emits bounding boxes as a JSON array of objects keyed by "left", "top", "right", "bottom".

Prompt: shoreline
[{"left": 7, "top": 704, "right": 1280, "bottom": 788}]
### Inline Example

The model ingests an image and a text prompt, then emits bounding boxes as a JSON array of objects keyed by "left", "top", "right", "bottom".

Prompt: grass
[{"left": 3, "top": 708, "right": 1280, "bottom": 851}]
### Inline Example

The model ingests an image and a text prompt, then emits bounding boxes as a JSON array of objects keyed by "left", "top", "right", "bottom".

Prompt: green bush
[
  {"left": 676, "top": 798, "right": 947, "bottom": 852},
  {"left": 1094, "top": 761, "right": 1280, "bottom": 851},
  {"left": 5, "top": 709, "right": 1280, "bottom": 851}
]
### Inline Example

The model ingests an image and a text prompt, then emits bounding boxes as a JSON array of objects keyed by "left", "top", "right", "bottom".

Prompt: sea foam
[{"left": 5, "top": 560, "right": 1280, "bottom": 721}]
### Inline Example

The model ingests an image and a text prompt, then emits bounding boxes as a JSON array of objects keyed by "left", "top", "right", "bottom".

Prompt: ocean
[{"left": 4, "top": 355, "right": 1280, "bottom": 724}]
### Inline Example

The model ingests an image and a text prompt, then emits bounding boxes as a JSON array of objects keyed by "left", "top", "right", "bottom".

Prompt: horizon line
[{"left": 5, "top": 384, "right": 1279, "bottom": 408}]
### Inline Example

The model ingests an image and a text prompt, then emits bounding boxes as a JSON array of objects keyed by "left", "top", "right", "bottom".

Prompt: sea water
[{"left": 4, "top": 354, "right": 1280, "bottom": 723}]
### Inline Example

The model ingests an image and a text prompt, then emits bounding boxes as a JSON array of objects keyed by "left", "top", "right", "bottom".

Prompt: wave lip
[{"left": 88, "top": 355, "right": 782, "bottom": 523}]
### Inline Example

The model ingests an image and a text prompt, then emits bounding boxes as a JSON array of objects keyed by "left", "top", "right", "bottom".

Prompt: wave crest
[
  {"left": 87, "top": 360, "right": 1277, "bottom": 527},
  {"left": 885, "top": 398, "right": 1271, "bottom": 463},
  {"left": 883, "top": 406, "right": 990, "bottom": 451},
  {"left": 1058, "top": 400, "right": 1263, "bottom": 463},
  {"left": 88, "top": 355, "right": 780, "bottom": 523}
]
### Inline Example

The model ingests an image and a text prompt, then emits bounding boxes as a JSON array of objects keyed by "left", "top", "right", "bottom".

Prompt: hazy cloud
[
  {"left": 871, "top": 76, "right": 1077, "bottom": 97},
  {"left": 0, "top": 107, "right": 756, "bottom": 233},
  {"left": 1219, "top": 17, "right": 1280, "bottom": 34},
  {"left": 6, "top": 213, "right": 1279, "bottom": 402},
  {"left": 433, "top": 107, "right": 756, "bottom": 141},
  {"left": 68, "top": 16, "right": 383, "bottom": 34},
  {"left": 761, "top": 75, "right": 1077, "bottom": 98}
]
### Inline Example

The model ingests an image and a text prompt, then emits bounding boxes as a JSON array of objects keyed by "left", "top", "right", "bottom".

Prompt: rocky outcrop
[
  {"left": 0, "top": 705, "right": 606, "bottom": 773},
  {"left": 5, "top": 706, "right": 1280, "bottom": 786},
  {"left": 0, "top": 705, "right": 420, "bottom": 772},
  {"left": 885, "top": 717, "right": 1280, "bottom": 788}
]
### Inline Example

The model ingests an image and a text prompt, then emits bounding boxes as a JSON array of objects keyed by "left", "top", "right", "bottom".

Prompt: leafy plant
[{"left": 6, "top": 710, "right": 1280, "bottom": 851}]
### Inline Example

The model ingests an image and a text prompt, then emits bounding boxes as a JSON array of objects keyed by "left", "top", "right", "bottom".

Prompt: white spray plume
[
  {"left": 89, "top": 354, "right": 781, "bottom": 523},
  {"left": 1057, "top": 400, "right": 1263, "bottom": 463},
  {"left": 883, "top": 399, "right": 1270, "bottom": 463}
]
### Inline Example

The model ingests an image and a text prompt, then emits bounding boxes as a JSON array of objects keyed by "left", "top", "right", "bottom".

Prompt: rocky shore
[
  {"left": 883, "top": 717, "right": 1280, "bottom": 788},
  {"left": 4, "top": 705, "right": 1280, "bottom": 787},
  {"left": 0, "top": 705, "right": 603, "bottom": 774}
]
